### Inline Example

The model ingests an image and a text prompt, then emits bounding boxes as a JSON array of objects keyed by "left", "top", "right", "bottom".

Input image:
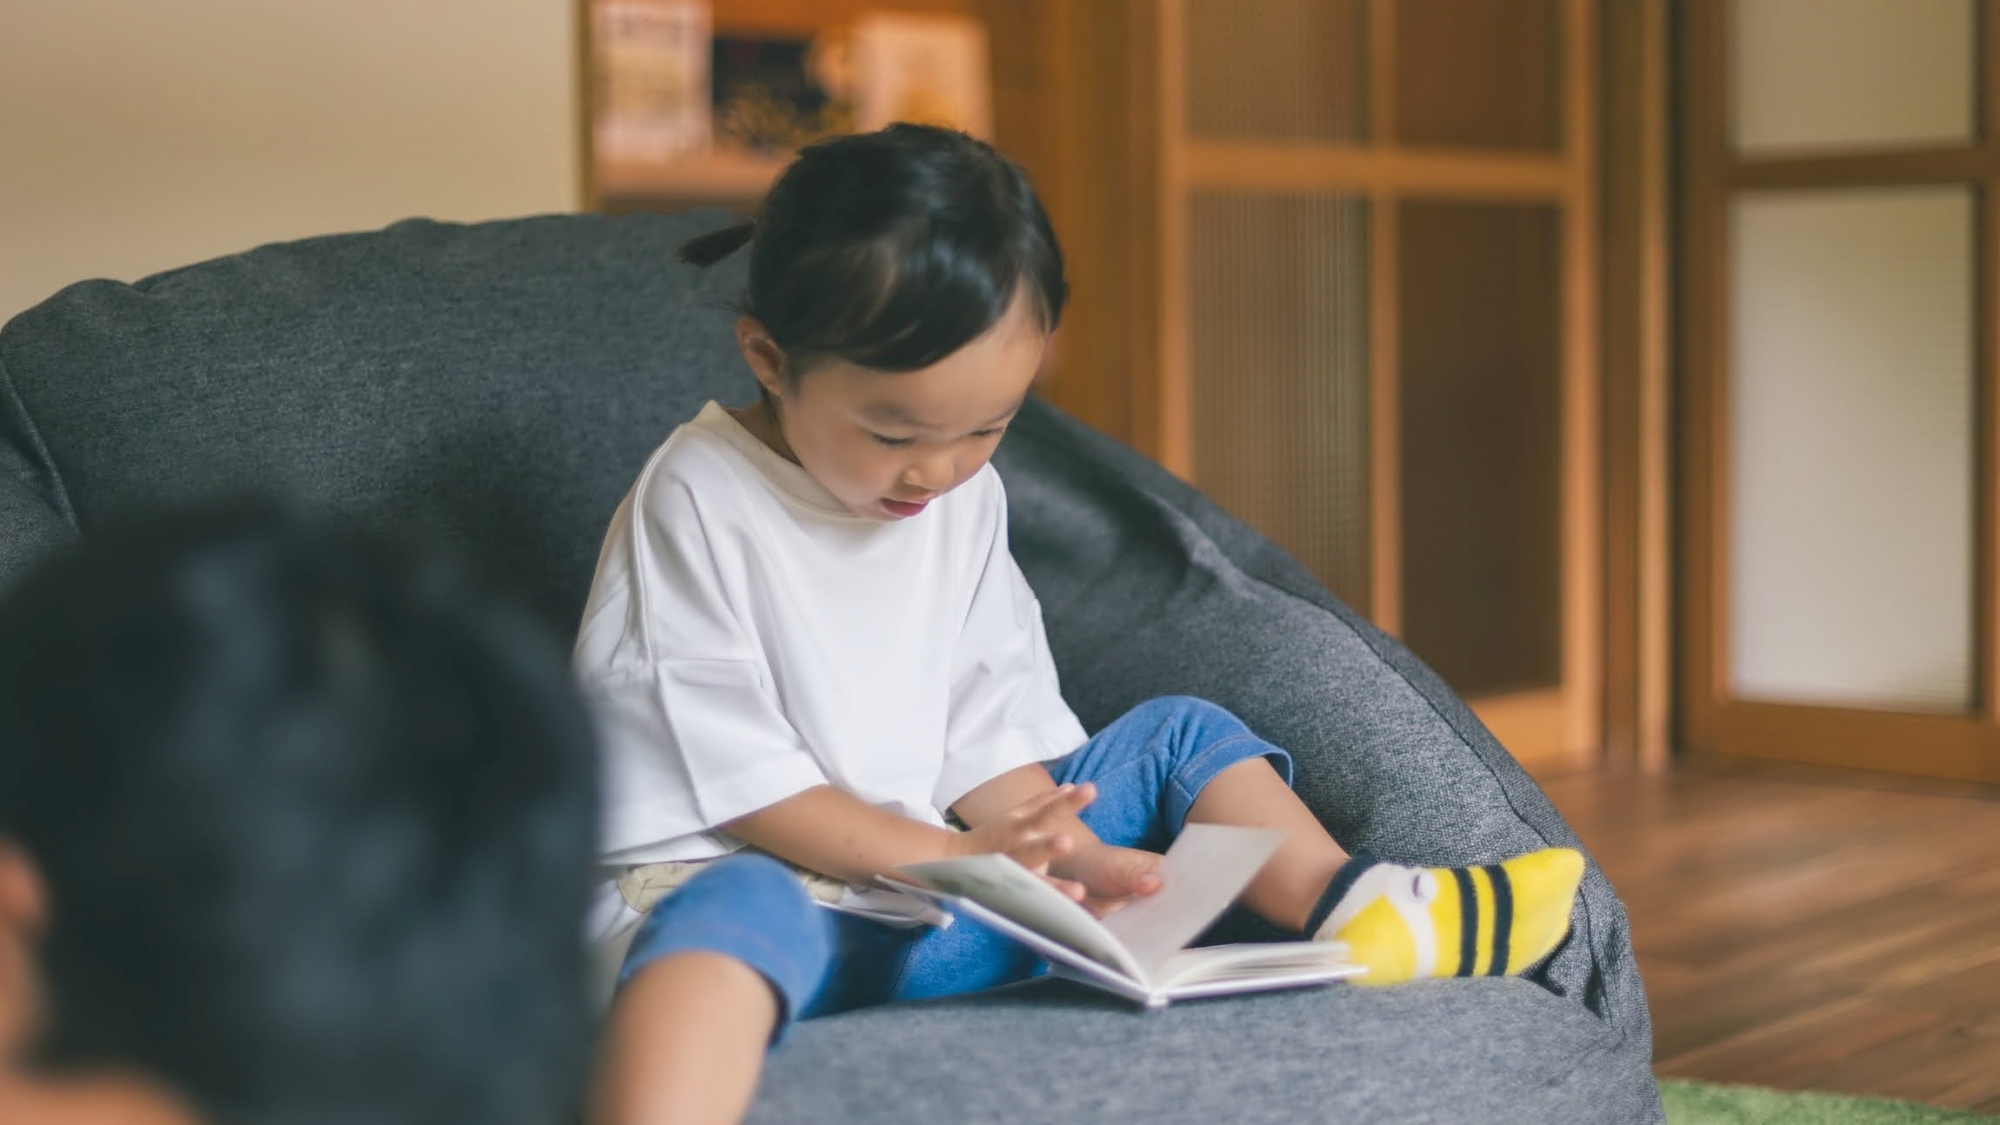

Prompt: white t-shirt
[{"left": 574, "top": 401, "right": 1089, "bottom": 869}]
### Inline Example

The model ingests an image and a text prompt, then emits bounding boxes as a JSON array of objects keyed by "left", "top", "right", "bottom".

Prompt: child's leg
[
  {"left": 1045, "top": 695, "right": 1340, "bottom": 927},
  {"left": 889, "top": 908, "right": 1045, "bottom": 1003},
  {"left": 1183, "top": 753, "right": 1348, "bottom": 931},
  {"left": 588, "top": 854, "right": 833, "bottom": 1125},
  {"left": 1187, "top": 753, "right": 1585, "bottom": 984},
  {"left": 1052, "top": 696, "right": 1584, "bottom": 985},
  {"left": 592, "top": 951, "right": 775, "bottom": 1125}
]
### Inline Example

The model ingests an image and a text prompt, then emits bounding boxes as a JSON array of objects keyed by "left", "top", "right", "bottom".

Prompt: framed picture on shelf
[
  {"left": 711, "top": 30, "right": 855, "bottom": 154},
  {"left": 590, "top": 0, "right": 712, "bottom": 166},
  {"left": 850, "top": 11, "right": 993, "bottom": 140},
  {"left": 585, "top": 3, "right": 995, "bottom": 204}
]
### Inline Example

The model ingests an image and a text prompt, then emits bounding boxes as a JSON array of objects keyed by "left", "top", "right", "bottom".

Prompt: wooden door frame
[
  {"left": 1600, "top": 0, "right": 1673, "bottom": 773},
  {"left": 1678, "top": 0, "right": 2000, "bottom": 785}
]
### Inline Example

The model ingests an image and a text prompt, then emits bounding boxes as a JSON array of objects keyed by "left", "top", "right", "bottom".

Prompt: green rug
[{"left": 1662, "top": 1079, "right": 1996, "bottom": 1124}]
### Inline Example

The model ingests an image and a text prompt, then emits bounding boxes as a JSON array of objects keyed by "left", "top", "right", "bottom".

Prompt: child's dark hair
[
  {"left": 680, "top": 123, "right": 1067, "bottom": 374},
  {"left": 0, "top": 501, "right": 597, "bottom": 1125}
]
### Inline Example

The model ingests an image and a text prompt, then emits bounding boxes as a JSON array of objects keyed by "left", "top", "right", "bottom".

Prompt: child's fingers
[
  {"left": 1006, "top": 829, "right": 1074, "bottom": 871},
  {"left": 1039, "top": 874, "right": 1087, "bottom": 902},
  {"left": 1101, "top": 862, "right": 1163, "bottom": 899},
  {"left": 999, "top": 785, "right": 1067, "bottom": 824},
  {"left": 1117, "top": 851, "right": 1164, "bottom": 896},
  {"left": 1081, "top": 894, "right": 1134, "bottom": 918},
  {"left": 1009, "top": 782, "right": 1093, "bottom": 823},
  {"left": 1014, "top": 784, "right": 1095, "bottom": 833}
]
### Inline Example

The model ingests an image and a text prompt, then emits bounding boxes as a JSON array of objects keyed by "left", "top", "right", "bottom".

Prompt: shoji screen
[{"left": 1681, "top": 0, "right": 2000, "bottom": 783}]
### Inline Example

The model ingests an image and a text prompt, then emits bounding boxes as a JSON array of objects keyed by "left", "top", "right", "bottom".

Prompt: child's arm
[{"left": 725, "top": 781, "right": 1096, "bottom": 892}]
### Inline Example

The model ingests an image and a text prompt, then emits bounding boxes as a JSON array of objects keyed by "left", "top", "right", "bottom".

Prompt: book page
[
  {"left": 1154, "top": 942, "right": 1359, "bottom": 990},
  {"left": 1099, "top": 824, "right": 1284, "bottom": 977},
  {"left": 920, "top": 893, "right": 1158, "bottom": 1005},
  {"left": 893, "top": 853, "right": 1146, "bottom": 980}
]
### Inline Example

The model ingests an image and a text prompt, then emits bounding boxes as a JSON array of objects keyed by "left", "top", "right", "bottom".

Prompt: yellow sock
[{"left": 1309, "top": 849, "right": 1584, "bottom": 986}]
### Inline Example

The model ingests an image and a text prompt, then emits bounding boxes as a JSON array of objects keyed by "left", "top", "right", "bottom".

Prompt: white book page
[
  {"left": 893, "top": 854, "right": 1147, "bottom": 980},
  {"left": 1154, "top": 941, "right": 1360, "bottom": 990},
  {"left": 1099, "top": 825, "right": 1284, "bottom": 977},
  {"left": 922, "top": 893, "right": 1156, "bottom": 1005},
  {"left": 1152, "top": 965, "right": 1359, "bottom": 1003}
]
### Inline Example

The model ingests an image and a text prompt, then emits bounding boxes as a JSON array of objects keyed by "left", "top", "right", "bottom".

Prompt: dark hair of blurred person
[{"left": 0, "top": 502, "right": 599, "bottom": 1125}]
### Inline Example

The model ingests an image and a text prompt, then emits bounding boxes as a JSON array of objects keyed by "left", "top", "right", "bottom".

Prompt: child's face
[{"left": 738, "top": 287, "right": 1048, "bottom": 521}]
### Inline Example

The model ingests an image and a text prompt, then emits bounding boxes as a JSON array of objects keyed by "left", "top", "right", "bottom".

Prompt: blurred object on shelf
[
  {"left": 850, "top": 11, "right": 993, "bottom": 139},
  {"left": 712, "top": 29, "right": 856, "bottom": 152},
  {"left": 585, "top": 4, "right": 995, "bottom": 204},
  {"left": 591, "top": 0, "right": 713, "bottom": 165}
]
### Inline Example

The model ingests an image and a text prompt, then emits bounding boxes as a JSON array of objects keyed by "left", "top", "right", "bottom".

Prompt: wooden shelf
[{"left": 596, "top": 150, "right": 789, "bottom": 202}]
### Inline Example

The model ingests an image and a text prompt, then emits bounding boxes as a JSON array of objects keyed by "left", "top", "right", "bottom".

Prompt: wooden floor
[{"left": 1540, "top": 764, "right": 2000, "bottom": 1113}]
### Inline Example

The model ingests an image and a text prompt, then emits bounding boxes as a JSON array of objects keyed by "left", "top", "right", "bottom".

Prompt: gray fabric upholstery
[
  {"left": 756, "top": 979, "right": 1656, "bottom": 1125},
  {"left": 0, "top": 212, "right": 1661, "bottom": 1124},
  {"left": 0, "top": 212, "right": 751, "bottom": 625}
]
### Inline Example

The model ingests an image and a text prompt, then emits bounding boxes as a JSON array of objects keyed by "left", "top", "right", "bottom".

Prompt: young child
[
  {"left": 576, "top": 124, "right": 1586, "bottom": 1125},
  {"left": 0, "top": 503, "right": 599, "bottom": 1125}
]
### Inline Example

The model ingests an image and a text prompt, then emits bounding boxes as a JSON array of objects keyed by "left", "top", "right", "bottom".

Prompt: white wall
[{"left": 1, "top": 1, "right": 578, "bottom": 323}]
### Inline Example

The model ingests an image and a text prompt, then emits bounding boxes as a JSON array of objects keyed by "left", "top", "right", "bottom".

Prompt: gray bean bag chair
[{"left": 0, "top": 211, "right": 1661, "bottom": 1124}]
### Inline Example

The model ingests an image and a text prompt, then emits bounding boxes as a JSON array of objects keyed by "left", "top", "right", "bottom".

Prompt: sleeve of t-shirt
[
  {"left": 586, "top": 469, "right": 828, "bottom": 856},
  {"left": 934, "top": 471, "right": 1090, "bottom": 812}
]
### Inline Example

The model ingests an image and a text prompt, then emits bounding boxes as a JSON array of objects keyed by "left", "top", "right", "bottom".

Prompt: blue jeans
[{"left": 615, "top": 696, "right": 1294, "bottom": 1038}]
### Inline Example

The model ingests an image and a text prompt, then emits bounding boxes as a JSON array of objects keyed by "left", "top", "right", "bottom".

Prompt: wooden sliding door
[
  {"left": 1157, "top": 0, "right": 1602, "bottom": 770},
  {"left": 1682, "top": 0, "right": 2000, "bottom": 784}
]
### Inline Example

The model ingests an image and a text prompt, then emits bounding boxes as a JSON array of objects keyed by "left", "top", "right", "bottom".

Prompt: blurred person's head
[{"left": 0, "top": 502, "right": 598, "bottom": 1125}]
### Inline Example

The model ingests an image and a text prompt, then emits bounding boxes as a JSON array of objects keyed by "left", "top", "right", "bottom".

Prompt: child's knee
[
  {"left": 661, "top": 854, "right": 829, "bottom": 958},
  {"left": 1054, "top": 695, "right": 1260, "bottom": 790},
  {"left": 1135, "top": 694, "right": 1238, "bottom": 726},
  {"left": 1112, "top": 695, "right": 1252, "bottom": 754},
  {"left": 1112, "top": 695, "right": 1291, "bottom": 791},
  {"left": 618, "top": 853, "right": 832, "bottom": 1021},
  {"left": 681, "top": 853, "right": 821, "bottom": 923}
]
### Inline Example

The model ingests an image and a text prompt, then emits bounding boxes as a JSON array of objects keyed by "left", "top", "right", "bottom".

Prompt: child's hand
[
  {"left": 947, "top": 783, "right": 1098, "bottom": 902},
  {"left": 1052, "top": 843, "right": 1164, "bottom": 918}
]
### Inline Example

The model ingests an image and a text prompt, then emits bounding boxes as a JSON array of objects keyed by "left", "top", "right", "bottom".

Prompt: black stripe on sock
[
  {"left": 1452, "top": 867, "right": 1478, "bottom": 977},
  {"left": 1484, "top": 864, "right": 1513, "bottom": 976},
  {"left": 1305, "top": 852, "right": 1380, "bottom": 936}
]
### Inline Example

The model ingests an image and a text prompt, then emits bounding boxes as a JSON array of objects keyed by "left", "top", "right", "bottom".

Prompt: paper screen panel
[
  {"left": 1398, "top": 200, "right": 1563, "bottom": 697},
  {"left": 1394, "top": 0, "right": 1560, "bottom": 151},
  {"left": 1727, "top": 187, "right": 1974, "bottom": 713},
  {"left": 1732, "top": 0, "right": 1974, "bottom": 156},
  {"left": 1190, "top": 193, "right": 1371, "bottom": 611},
  {"left": 1184, "top": 0, "right": 1367, "bottom": 143}
]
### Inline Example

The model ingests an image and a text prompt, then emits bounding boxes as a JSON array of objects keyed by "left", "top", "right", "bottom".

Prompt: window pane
[
  {"left": 1729, "top": 187, "right": 1974, "bottom": 712},
  {"left": 1185, "top": 0, "right": 1367, "bottom": 143},
  {"left": 1732, "top": 0, "right": 1975, "bottom": 155},
  {"left": 1399, "top": 201, "right": 1563, "bottom": 696},
  {"left": 1191, "top": 193, "right": 1370, "bottom": 611},
  {"left": 1394, "top": 0, "right": 1560, "bottom": 151}
]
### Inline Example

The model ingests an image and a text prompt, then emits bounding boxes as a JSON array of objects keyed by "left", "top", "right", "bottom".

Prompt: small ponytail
[{"left": 677, "top": 222, "right": 756, "bottom": 267}]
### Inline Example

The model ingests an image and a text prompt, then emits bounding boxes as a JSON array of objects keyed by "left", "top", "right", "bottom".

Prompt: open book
[{"left": 883, "top": 824, "right": 1362, "bottom": 1008}]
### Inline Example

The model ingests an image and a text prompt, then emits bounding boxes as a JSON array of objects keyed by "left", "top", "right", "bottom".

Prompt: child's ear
[
  {"left": 0, "top": 844, "right": 43, "bottom": 939},
  {"left": 733, "top": 317, "right": 788, "bottom": 401}
]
